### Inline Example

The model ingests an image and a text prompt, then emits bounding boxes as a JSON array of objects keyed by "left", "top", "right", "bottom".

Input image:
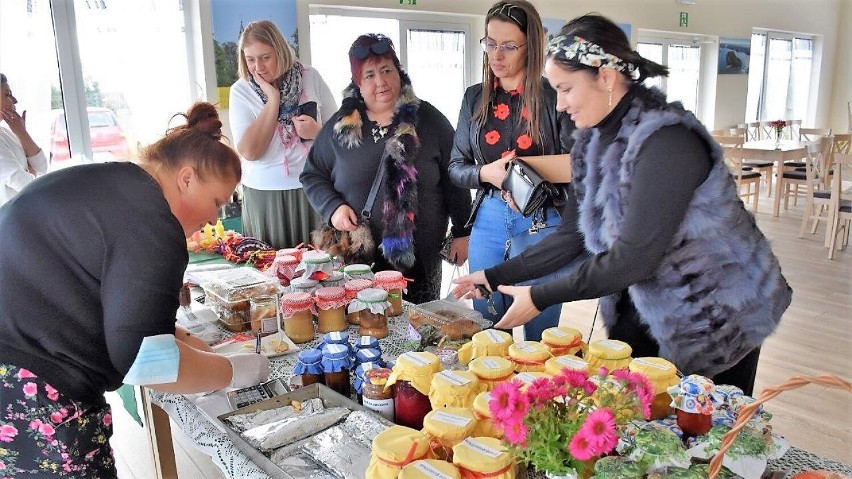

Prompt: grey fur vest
[{"left": 571, "top": 87, "right": 792, "bottom": 377}]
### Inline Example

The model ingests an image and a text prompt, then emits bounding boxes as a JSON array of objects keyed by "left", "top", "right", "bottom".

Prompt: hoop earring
[{"left": 608, "top": 88, "right": 613, "bottom": 107}]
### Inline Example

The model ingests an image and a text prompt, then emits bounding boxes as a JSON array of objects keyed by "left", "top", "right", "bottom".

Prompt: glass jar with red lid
[
  {"left": 386, "top": 352, "right": 441, "bottom": 429},
  {"left": 373, "top": 270, "right": 408, "bottom": 317},
  {"left": 314, "top": 286, "right": 348, "bottom": 333},
  {"left": 280, "top": 291, "right": 316, "bottom": 343}
]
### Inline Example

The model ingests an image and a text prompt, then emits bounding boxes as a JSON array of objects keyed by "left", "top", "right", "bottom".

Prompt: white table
[{"left": 743, "top": 140, "right": 811, "bottom": 216}]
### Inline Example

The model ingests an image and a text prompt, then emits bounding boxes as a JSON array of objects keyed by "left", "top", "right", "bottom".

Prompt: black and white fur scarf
[
  {"left": 332, "top": 81, "right": 421, "bottom": 269},
  {"left": 571, "top": 86, "right": 792, "bottom": 377}
]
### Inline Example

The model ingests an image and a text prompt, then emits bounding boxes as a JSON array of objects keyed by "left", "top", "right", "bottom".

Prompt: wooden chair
[
  {"left": 826, "top": 152, "right": 852, "bottom": 259},
  {"left": 800, "top": 127, "right": 832, "bottom": 142},
  {"left": 786, "top": 119, "right": 802, "bottom": 140},
  {"left": 715, "top": 135, "right": 761, "bottom": 211},
  {"left": 740, "top": 123, "right": 760, "bottom": 141},
  {"left": 833, "top": 133, "right": 851, "bottom": 156},
  {"left": 798, "top": 136, "right": 835, "bottom": 240},
  {"left": 782, "top": 137, "right": 829, "bottom": 210}
]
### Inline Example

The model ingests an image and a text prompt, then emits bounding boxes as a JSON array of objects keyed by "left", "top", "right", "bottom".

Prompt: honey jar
[
  {"left": 344, "top": 279, "right": 373, "bottom": 325},
  {"left": 421, "top": 407, "right": 477, "bottom": 462},
  {"left": 314, "top": 286, "right": 348, "bottom": 333},
  {"left": 428, "top": 370, "right": 480, "bottom": 409},
  {"left": 280, "top": 291, "right": 315, "bottom": 343},
  {"left": 453, "top": 437, "right": 515, "bottom": 479},
  {"left": 471, "top": 392, "right": 503, "bottom": 439},
  {"left": 399, "top": 460, "right": 461, "bottom": 479},
  {"left": 629, "top": 357, "right": 680, "bottom": 420},
  {"left": 544, "top": 355, "right": 590, "bottom": 376},
  {"left": 350, "top": 288, "right": 391, "bottom": 339}
]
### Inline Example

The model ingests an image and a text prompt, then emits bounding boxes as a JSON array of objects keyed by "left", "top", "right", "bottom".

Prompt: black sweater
[
  {"left": 0, "top": 163, "right": 186, "bottom": 405},
  {"left": 486, "top": 87, "right": 713, "bottom": 310}
]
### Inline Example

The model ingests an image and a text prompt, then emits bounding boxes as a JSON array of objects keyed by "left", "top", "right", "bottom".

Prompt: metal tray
[{"left": 217, "top": 383, "right": 377, "bottom": 479}]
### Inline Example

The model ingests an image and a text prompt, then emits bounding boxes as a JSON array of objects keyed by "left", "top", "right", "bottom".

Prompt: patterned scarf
[{"left": 248, "top": 62, "right": 304, "bottom": 169}]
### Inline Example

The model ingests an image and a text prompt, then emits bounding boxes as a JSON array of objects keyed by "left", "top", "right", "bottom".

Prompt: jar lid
[
  {"left": 357, "top": 287, "right": 389, "bottom": 302},
  {"left": 545, "top": 355, "right": 590, "bottom": 376},
  {"left": 386, "top": 351, "right": 442, "bottom": 395},
  {"left": 371, "top": 425, "right": 430, "bottom": 462},
  {"left": 374, "top": 270, "right": 407, "bottom": 289},
  {"left": 472, "top": 329, "right": 512, "bottom": 345},
  {"left": 277, "top": 254, "right": 299, "bottom": 265},
  {"left": 344, "top": 263, "right": 372, "bottom": 274},
  {"left": 321, "top": 343, "right": 350, "bottom": 359},
  {"left": 315, "top": 286, "right": 346, "bottom": 301},
  {"left": 364, "top": 367, "right": 392, "bottom": 386},
  {"left": 468, "top": 356, "right": 514, "bottom": 380},
  {"left": 422, "top": 408, "right": 477, "bottom": 439},
  {"left": 281, "top": 291, "right": 313, "bottom": 309},
  {"left": 628, "top": 357, "right": 679, "bottom": 385},
  {"left": 541, "top": 326, "right": 583, "bottom": 347},
  {"left": 472, "top": 391, "right": 493, "bottom": 417},
  {"left": 356, "top": 348, "right": 382, "bottom": 363},
  {"left": 322, "top": 331, "right": 350, "bottom": 344},
  {"left": 356, "top": 335, "right": 380, "bottom": 349},
  {"left": 430, "top": 370, "right": 479, "bottom": 391},
  {"left": 321, "top": 271, "right": 345, "bottom": 283},
  {"left": 303, "top": 251, "right": 332, "bottom": 264},
  {"left": 513, "top": 371, "right": 550, "bottom": 388},
  {"left": 290, "top": 277, "right": 319, "bottom": 289},
  {"left": 399, "top": 459, "right": 461, "bottom": 479},
  {"left": 452, "top": 437, "right": 513, "bottom": 473},
  {"left": 355, "top": 361, "right": 380, "bottom": 376},
  {"left": 588, "top": 339, "right": 632, "bottom": 360},
  {"left": 667, "top": 374, "right": 715, "bottom": 415},
  {"left": 297, "top": 348, "right": 323, "bottom": 363},
  {"left": 345, "top": 278, "right": 373, "bottom": 291},
  {"left": 508, "top": 341, "right": 551, "bottom": 361}
]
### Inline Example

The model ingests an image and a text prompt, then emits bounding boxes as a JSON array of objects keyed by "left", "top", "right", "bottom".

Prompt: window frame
[{"left": 747, "top": 29, "right": 816, "bottom": 123}]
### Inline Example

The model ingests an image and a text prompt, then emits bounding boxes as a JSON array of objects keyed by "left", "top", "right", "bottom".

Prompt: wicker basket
[{"left": 708, "top": 374, "right": 852, "bottom": 479}]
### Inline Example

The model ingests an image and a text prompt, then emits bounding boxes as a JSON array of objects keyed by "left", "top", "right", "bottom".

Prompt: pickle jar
[
  {"left": 300, "top": 251, "right": 334, "bottom": 281},
  {"left": 471, "top": 392, "right": 503, "bottom": 439},
  {"left": 366, "top": 426, "right": 429, "bottom": 479},
  {"left": 362, "top": 368, "right": 395, "bottom": 422},
  {"left": 249, "top": 295, "right": 279, "bottom": 337},
  {"left": 421, "top": 408, "right": 477, "bottom": 461},
  {"left": 386, "top": 351, "right": 442, "bottom": 430},
  {"left": 507, "top": 341, "right": 552, "bottom": 373},
  {"left": 320, "top": 271, "right": 346, "bottom": 288},
  {"left": 629, "top": 357, "right": 680, "bottom": 420},
  {"left": 453, "top": 437, "right": 515, "bottom": 479},
  {"left": 349, "top": 288, "right": 391, "bottom": 339},
  {"left": 343, "top": 263, "right": 374, "bottom": 281},
  {"left": 292, "top": 348, "right": 324, "bottom": 388},
  {"left": 280, "top": 291, "right": 316, "bottom": 344},
  {"left": 541, "top": 326, "right": 585, "bottom": 357},
  {"left": 545, "top": 355, "right": 590, "bottom": 377},
  {"left": 373, "top": 270, "right": 407, "bottom": 316},
  {"left": 399, "top": 460, "right": 462, "bottom": 479},
  {"left": 289, "top": 276, "right": 319, "bottom": 295},
  {"left": 344, "top": 279, "right": 373, "bottom": 325},
  {"left": 314, "top": 286, "right": 348, "bottom": 333},
  {"left": 321, "top": 343, "right": 353, "bottom": 397},
  {"left": 586, "top": 339, "right": 633, "bottom": 372},
  {"left": 468, "top": 356, "right": 515, "bottom": 392},
  {"left": 457, "top": 329, "right": 513, "bottom": 365}
]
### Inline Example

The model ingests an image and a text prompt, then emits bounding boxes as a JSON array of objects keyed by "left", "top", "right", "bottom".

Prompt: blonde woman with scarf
[{"left": 230, "top": 20, "right": 337, "bottom": 248}]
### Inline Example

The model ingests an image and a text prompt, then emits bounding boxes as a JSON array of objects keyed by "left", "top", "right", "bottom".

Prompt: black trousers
[{"left": 607, "top": 292, "right": 761, "bottom": 396}]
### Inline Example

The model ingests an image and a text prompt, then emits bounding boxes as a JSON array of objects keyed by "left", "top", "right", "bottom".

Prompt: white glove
[{"left": 227, "top": 353, "right": 271, "bottom": 388}]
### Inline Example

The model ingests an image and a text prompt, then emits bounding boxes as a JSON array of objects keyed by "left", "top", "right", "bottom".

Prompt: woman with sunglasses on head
[
  {"left": 448, "top": 0, "right": 576, "bottom": 341},
  {"left": 230, "top": 20, "right": 337, "bottom": 249},
  {"left": 454, "top": 14, "right": 791, "bottom": 394},
  {"left": 301, "top": 34, "right": 472, "bottom": 304}
]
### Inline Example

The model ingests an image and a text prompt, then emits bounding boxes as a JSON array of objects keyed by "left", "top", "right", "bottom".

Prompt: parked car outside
[{"left": 49, "top": 107, "right": 133, "bottom": 163}]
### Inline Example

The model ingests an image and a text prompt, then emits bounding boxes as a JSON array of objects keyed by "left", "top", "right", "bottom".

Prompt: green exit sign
[
  {"left": 400, "top": 0, "right": 417, "bottom": 4},
  {"left": 679, "top": 12, "right": 688, "bottom": 27}
]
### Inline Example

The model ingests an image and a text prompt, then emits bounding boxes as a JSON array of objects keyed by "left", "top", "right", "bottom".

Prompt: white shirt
[
  {"left": 0, "top": 125, "right": 49, "bottom": 205},
  {"left": 229, "top": 65, "right": 337, "bottom": 190}
]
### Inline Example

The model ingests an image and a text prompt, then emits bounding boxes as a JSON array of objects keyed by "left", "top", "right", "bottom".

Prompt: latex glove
[{"left": 227, "top": 353, "right": 270, "bottom": 388}]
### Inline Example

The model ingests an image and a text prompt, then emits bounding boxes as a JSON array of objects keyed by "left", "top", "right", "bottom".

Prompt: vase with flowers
[
  {"left": 489, "top": 367, "right": 654, "bottom": 479},
  {"left": 768, "top": 119, "right": 787, "bottom": 149}
]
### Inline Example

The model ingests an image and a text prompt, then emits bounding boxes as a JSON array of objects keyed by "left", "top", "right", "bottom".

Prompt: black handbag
[{"left": 501, "top": 158, "right": 560, "bottom": 217}]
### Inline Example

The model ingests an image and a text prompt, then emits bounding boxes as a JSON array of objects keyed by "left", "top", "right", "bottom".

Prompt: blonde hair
[{"left": 237, "top": 20, "right": 294, "bottom": 82}]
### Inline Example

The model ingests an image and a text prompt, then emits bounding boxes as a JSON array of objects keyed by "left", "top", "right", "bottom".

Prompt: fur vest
[{"left": 572, "top": 87, "right": 792, "bottom": 377}]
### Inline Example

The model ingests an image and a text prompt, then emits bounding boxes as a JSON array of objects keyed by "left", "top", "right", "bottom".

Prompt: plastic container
[
  {"left": 421, "top": 407, "right": 477, "bottom": 461},
  {"left": 471, "top": 392, "right": 503, "bottom": 439},
  {"left": 408, "top": 300, "right": 492, "bottom": 341},
  {"left": 399, "top": 459, "right": 461, "bottom": 479},
  {"left": 468, "top": 356, "right": 515, "bottom": 392},
  {"left": 249, "top": 295, "right": 279, "bottom": 337},
  {"left": 541, "top": 326, "right": 585, "bottom": 357},
  {"left": 201, "top": 268, "right": 282, "bottom": 332},
  {"left": 280, "top": 291, "right": 316, "bottom": 343},
  {"left": 387, "top": 352, "right": 442, "bottom": 430},
  {"left": 291, "top": 349, "right": 324, "bottom": 387},
  {"left": 344, "top": 279, "right": 373, "bottom": 325},
  {"left": 314, "top": 286, "right": 348, "bottom": 333},
  {"left": 321, "top": 343, "right": 353, "bottom": 397},
  {"left": 586, "top": 339, "right": 633, "bottom": 372},
  {"left": 373, "top": 270, "right": 407, "bottom": 316},
  {"left": 629, "top": 357, "right": 680, "bottom": 420},
  {"left": 343, "top": 263, "right": 374, "bottom": 281},
  {"left": 453, "top": 437, "right": 515, "bottom": 478},
  {"left": 457, "top": 329, "right": 513, "bottom": 365},
  {"left": 428, "top": 370, "right": 480, "bottom": 409},
  {"left": 507, "top": 341, "right": 551, "bottom": 372},
  {"left": 362, "top": 368, "right": 395, "bottom": 422},
  {"left": 366, "top": 426, "right": 430, "bottom": 479},
  {"left": 545, "top": 355, "right": 590, "bottom": 376},
  {"left": 349, "top": 288, "right": 391, "bottom": 339}
]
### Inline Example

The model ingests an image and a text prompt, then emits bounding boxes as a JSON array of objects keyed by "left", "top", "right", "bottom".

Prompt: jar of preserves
[
  {"left": 249, "top": 295, "right": 279, "bottom": 337},
  {"left": 355, "top": 335, "right": 380, "bottom": 353},
  {"left": 292, "top": 348, "right": 324, "bottom": 387},
  {"left": 457, "top": 329, "right": 513, "bottom": 365},
  {"left": 452, "top": 437, "right": 514, "bottom": 479},
  {"left": 421, "top": 407, "right": 477, "bottom": 462},
  {"left": 321, "top": 343, "right": 353, "bottom": 397},
  {"left": 289, "top": 276, "right": 319, "bottom": 294},
  {"left": 471, "top": 392, "right": 503, "bottom": 439},
  {"left": 349, "top": 288, "right": 391, "bottom": 339},
  {"left": 353, "top": 361, "right": 381, "bottom": 400},
  {"left": 270, "top": 254, "right": 300, "bottom": 286},
  {"left": 365, "top": 426, "right": 429, "bottom": 478},
  {"left": 468, "top": 356, "right": 515, "bottom": 393},
  {"left": 355, "top": 347, "right": 384, "bottom": 367},
  {"left": 362, "top": 368, "right": 395, "bottom": 422},
  {"left": 320, "top": 271, "right": 345, "bottom": 288},
  {"left": 629, "top": 357, "right": 680, "bottom": 420},
  {"left": 373, "top": 270, "right": 408, "bottom": 316},
  {"left": 544, "top": 355, "right": 590, "bottom": 377},
  {"left": 319, "top": 331, "right": 354, "bottom": 355},
  {"left": 668, "top": 374, "right": 715, "bottom": 437},
  {"left": 428, "top": 370, "right": 480, "bottom": 409},
  {"left": 343, "top": 263, "right": 374, "bottom": 281},
  {"left": 314, "top": 287, "right": 348, "bottom": 333},
  {"left": 278, "top": 246, "right": 305, "bottom": 262},
  {"left": 541, "top": 326, "right": 585, "bottom": 357},
  {"left": 507, "top": 341, "right": 551, "bottom": 373},
  {"left": 300, "top": 250, "right": 334, "bottom": 281},
  {"left": 386, "top": 352, "right": 442, "bottom": 430},
  {"left": 343, "top": 279, "right": 372, "bottom": 325},
  {"left": 280, "top": 291, "right": 316, "bottom": 344},
  {"left": 586, "top": 339, "right": 633, "bottom": 372},
  {"left": 399, "top": 460, "right": 462, "bottom": 479}
]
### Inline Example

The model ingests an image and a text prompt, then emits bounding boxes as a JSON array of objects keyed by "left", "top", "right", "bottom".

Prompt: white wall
[{"left": 828, "top": 0, "right": 850, "bottom": 133}]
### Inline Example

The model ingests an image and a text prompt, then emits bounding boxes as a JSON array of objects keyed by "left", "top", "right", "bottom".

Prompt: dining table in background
[{"left": 742, "top": 139, "right": 811, "bottom": 217}]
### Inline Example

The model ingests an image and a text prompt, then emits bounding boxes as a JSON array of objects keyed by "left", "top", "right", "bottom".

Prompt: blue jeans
[{"left": 469, "top": 195, "right": 568, "bottom": 341}]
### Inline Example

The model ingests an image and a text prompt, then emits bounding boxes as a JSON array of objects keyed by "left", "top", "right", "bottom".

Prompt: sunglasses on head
[{"left": 352, "top": 37, "right": 393, "bottom": 60}]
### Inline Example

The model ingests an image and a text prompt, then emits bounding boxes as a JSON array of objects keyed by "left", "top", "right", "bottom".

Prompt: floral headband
[{"left": 547, "top": 35, "right": 640, "bottom": 81}]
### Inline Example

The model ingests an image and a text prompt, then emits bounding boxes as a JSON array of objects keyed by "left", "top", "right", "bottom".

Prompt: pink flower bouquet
[
  {"left": 768, "top": 120, "right": 787, "bottom": 139},
  {"left": 489, "top": 367, "right": 654, "bottom": 477}
]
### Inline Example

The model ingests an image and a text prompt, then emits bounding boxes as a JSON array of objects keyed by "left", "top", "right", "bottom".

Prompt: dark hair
[
  {"left": 347, "top": 34, "right": 411, "bottom": 86},
  {"left": 551, "top": 14, "right": 668, "bottom": 83},
  {"left": 141, "top": 102, "right": 241, "bottom": 184},
  {"left": 0, "top": 73, "right": 6, "bottom": 84},
  {"left": 475, "top": 0, "right": 546, "bottom": 146}
]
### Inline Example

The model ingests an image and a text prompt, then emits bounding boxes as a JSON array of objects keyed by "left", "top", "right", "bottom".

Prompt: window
[
  {"left": 636, "top": 36, "right": 702, "bottom": 114},
  {"left": 746, "top": 32, "right": 814, "bottom": 122}
]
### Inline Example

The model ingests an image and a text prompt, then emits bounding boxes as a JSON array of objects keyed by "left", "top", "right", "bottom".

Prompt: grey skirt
[{"left": 242, "top": 186, "right": 321, "bottom": 250}]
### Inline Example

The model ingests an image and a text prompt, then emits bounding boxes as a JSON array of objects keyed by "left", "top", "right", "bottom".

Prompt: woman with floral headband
[
  {"left": 448, "top": 0, "right": 576, "bottom": 341},
  {"left": 301, "top": 34, "right": 471, "bottom": 303},
  {"left": 454, "top": 14, "right": 791, "bottom": 394}
]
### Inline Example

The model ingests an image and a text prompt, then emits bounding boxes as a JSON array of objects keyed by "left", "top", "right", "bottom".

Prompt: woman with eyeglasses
[
  {"left": 229, "top": 20, "right": 337, "bottom": 249},
  {"left": 448, "top": 0, "right": 576, "bottom": 341},
  {"left": 1, "top": 73, "right": 49, "bottom": 206},
  {"left": 301, "top": 34, "right": 472, "bottom": 304},
  {"left": 454, "top": 14, "right": 791, "bottom": 394}
]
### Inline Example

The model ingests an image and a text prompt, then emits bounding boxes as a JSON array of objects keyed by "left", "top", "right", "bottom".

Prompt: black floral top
[{"left": 479, "top": 80, "right": 543, "bottom": 161}]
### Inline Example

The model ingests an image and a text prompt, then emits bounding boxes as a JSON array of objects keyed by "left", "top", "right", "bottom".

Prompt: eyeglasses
[
  {"left": 351, "top": 37, "right": 393, "bottom": 60},
  {"left": 480, "top": 38, "right": 525, "bottom": 54}
]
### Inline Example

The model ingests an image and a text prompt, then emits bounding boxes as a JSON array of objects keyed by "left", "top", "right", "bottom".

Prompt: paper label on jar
[
  {"left": 326, "top": 344, "right": 347, "bottom": 354},
  {"left": 515, "top": 342, "right": 536, "bottom": 353},
  {"left": 362, "top": 397, "right": 394, "bottom": 422},
  {"left": 515, "top": 372, "right": 538, "bottom": 384},
  {"left": 260, "top": 317, "right": 278, "bottom": 334},
  {"left": 414, "top": 462, "right": 455, "bottom": 479},
  {"left": 632, "top": 358, "right": 671, "bottom": 371},
  {"left": 403, "top": 352, "right": 431, "bottom": 367},
  {"left": 485, "top": 329, "right": 505, "bottom": 343},
  {"left": 330, "top": 331, "right": 343, "bottom": 341},
  {"left": 462, "top": 438, "right": 502, "bottom": 458},
  {"left": 482, "top": 358, "right": 502, "bottom": 370},
  {"left": 549, "top": 328, "right": 569, "bottom": 337},
  {"left": 360, "top": 336, "right": 372, "bottom": 346},
  {"left": 556, "top": 356, "right": 588, "bottom": 370},
  {"left": 360, "top": 350, "right": 379, "bottom": 360},
  {"left": 437, "top": 370, "right": 471, "bottom": 386},
  {"left": 600, "top": 340, "right": 626, "bottom": 351},
  {"left": 431, "top": 411, "right": 472, "bottom": 428}
]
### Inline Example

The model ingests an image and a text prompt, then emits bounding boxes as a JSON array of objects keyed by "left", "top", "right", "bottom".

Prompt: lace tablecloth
[{"left": 148, "top": 308, "right": 852, "bottom": 479}]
